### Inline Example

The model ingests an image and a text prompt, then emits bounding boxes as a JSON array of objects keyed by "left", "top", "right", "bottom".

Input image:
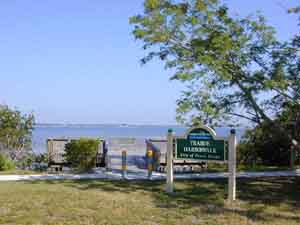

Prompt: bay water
[{"left": 32, "top": 124, "right": 246, "bottom": 154}]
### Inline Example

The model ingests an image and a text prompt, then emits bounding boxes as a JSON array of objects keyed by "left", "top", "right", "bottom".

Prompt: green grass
[
  {"left": 205, "top": 163, "right": 299, "bottom": 173},
  {"left": 0, "top": 177, "right": 299, "bottom": 225},
  {"left": 237, "top": 164, "right": 298, "bottom": 172}
]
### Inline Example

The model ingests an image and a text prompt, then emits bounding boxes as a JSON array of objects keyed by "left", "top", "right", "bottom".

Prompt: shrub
[
  {"left": 238, "top": 104, "right": 300, "bottom": 166},
  {"left": 0, "top": 154, "right": 16, "bottom": 171},
  {"left": 16, "top": 154, "right": 34, "bottom": 169},
  {"left": 238, "top": 124, "right": 293, "bottom": 166},
  {"left": 64, "top": 138, "right": 100, "bottom": 171},
  {"left": 34, "top": 153, "right": 48, "bottom": 164}
]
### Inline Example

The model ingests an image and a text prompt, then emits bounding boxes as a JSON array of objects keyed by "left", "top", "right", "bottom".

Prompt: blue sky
[{"left": 0, "top": 0, "right": 298, "bottom": 124}]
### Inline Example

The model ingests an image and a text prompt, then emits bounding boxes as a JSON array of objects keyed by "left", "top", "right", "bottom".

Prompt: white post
[
  {"left": 228, "top": 129, "right": 237, "bottom": 203},
  {"left": 166, "top": 129, "right": 174, "bottom": 193}
]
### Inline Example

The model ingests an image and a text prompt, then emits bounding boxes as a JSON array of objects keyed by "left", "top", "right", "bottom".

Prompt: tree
[
  {"left": 130, "top": 0, "right": 299, "bottom": 126},
  {"left": 0, "top": 105, "right": 35, "bottom": 160}
]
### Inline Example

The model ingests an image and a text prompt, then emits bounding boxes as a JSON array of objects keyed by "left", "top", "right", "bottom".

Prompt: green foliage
[
  {"left": 0, "top": 154, "right": 16, "bottom": 171},
  {"left": 0, "top": 105, "right": 34, "bottom": 160},
  {"left": 238, "top": 125, "right": 290, "bottom": 166},
  {"left": 238, "top": 104, "right": 300, "bottom": 166},
  {"left": 64, "top": 138, "right": 100, "bottom": 171},
  {"left": 15, "top": 153, "right": 48, "bottom": 171},
  {"left": 34, "top": 153, "right": 48, "bottom": 164},
  {"left": 16, "top": 154, "right": 34, "bottom": 169},
  {"left": 130, "top": 0, "right": 300, "bottom": 126}
]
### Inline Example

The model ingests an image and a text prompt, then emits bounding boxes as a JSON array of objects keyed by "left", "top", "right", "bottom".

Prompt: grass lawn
[
  {"left": 205, "top": 163, "right": 299, "bottom": 173},
  {"left": 0, "top": 177, "right": 299, "bottom": 225}
]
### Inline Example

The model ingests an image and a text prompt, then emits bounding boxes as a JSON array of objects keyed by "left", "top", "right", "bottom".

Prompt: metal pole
[
  {"left": 228, "top": 129, "right": 237, "bottom": 203},
  {"left": 122, "top": 150, "right": 127, "bottom": 179},
  {"left": 147, "top": 149, "right": 153, "bottom": 179},
  {"left": 166, "top": 129, "right": 174, "bottom": 193}
]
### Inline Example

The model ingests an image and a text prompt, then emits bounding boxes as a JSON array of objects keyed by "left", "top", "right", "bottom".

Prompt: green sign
[{"left": 175, "top": 127, "right": 228, "bottom": 161}]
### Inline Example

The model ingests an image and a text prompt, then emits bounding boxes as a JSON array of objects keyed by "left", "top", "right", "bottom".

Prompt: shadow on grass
[
  {"left": 25, "top": 177, "right": 300, "bottom": 223},
  {"left": 238, "top": 177, "right": 300, "bottom": 206}
]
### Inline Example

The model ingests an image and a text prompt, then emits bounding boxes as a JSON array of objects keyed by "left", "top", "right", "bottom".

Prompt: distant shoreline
[
  {"left": 35, "top": 123, "right": 249, "bottom": 129},
  {"left": 34, "top": 123, "right": 187, "bottom": 128}
]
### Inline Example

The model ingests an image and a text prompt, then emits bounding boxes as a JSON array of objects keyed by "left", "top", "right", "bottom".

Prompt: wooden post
[
  {"left": 166, "top": 129, "right": 174, "bottom": 193},
  {"left": 228, "top": 129, "right": 237, "bottom": 203}
]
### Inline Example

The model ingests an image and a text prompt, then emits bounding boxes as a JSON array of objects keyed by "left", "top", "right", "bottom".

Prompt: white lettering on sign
[
  {"left": 183, "top": 147, "right": 217, "bottom": 154},
  {"left": 190, "top": 140, "right": 210, "bottom": 146}
]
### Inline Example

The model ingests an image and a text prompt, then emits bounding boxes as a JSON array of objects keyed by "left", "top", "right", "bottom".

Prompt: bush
[
  {"left": 238, "top": 104, "right": 300, "bottom": 167},
  {"left": 34, "top": 153, "right": 48, "bottom": 164},
  {"left": 238, "top": 124, "right": 292, "bottom": 166},
  {"left": 16, "top": 154, "right": 34, "bottom": 169},
  {"left": 0, "top": 154, "right": 16, "bottom": 171},
  {"left": 64, "top": 138, "right": 100, "bottom": 171}
]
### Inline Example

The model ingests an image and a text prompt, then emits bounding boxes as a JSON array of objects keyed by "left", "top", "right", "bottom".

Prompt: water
[{"left": 32, "top": 124, "right": 246, "bottom": 153}]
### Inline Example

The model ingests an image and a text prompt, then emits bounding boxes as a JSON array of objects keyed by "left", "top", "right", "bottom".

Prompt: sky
[{"left": 0, "top": 0, "right": 299, "bottom": 125}]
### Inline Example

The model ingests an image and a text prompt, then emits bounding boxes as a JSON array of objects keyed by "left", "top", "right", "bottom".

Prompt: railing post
[
  {"left": 166, "top": 129, "right": 174, "bottom": 193},
  {"left": 105, "top": 154, "right": 111, "bottom": 171},
  {"left": 122, "top": 150, "right": 127, "bottom": 179},
  {"left": 228, "top": 129, "right": 237, "bottom": 203}
]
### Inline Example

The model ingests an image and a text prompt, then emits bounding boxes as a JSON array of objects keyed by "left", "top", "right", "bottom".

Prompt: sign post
[
  {"left": 228, "top": 129, "right": 237, "bottom": 203},
  {"left": 166, "top": 125, "right": 237, "bottom": 202},
  {"left": 166, "top": 129, "right": 174, "bottom": 194}
]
